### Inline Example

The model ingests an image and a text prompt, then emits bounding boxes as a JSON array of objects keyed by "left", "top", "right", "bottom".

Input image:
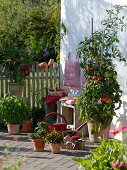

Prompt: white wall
[{"left": 60, "top": 0, "right": 127, "bottom": 139}]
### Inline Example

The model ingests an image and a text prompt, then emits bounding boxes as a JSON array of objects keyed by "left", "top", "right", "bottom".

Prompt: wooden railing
[{"left": 0, "top": 65, "right": 60, "bottom": 108}]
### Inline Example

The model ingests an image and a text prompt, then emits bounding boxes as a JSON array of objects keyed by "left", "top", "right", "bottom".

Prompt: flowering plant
[
  {"left": 1, "top": 58, "right": 33, "bottom": 83},
  {"left": 28, "top": 122, "right": 50, "bottom": 139},
  {"left": 74, "top": 125, "right": 127, "bottom": 170},
  {"left": 45, "top": 130, "right": 64, "bottom": 144}
]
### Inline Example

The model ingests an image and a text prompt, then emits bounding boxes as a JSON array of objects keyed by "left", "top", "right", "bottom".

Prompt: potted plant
[
  {"left": 74, "top": 126, "right": 127, "bottom": 169},
  {"left": 28, "top": 122, "right": 50, "bottom": 151},
  {"left": 45, "top": 130, "right": 64, "bottom": 154},
  {"left": 30, "top": 105, "right": 46, "bottom": 129},
  {"left": 76, "top": 5, "right": 126, "bottom": 142},
  {"left": 0, "top": 93, "right": 29, "bottom": 134}
]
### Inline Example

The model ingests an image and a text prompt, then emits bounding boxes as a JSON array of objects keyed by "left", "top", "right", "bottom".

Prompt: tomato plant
[{"left": 76, "top": 5, "right": 126, "bottom": 133}]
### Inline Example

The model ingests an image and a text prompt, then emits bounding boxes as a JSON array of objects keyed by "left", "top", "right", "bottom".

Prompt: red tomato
[
  {"left": 111, "top": 104, "right": 115, "bottom": 108},
  {"left": 102, "top": 98, "right": 107, "bottom": 102},
  {"left": 94, "top": 80, "right": 99, "bottom": 85},
  {"left": 99, "top": 97, "right": 103, "bottom": 102},
  {"left": 88, "top": 67, "right": 94, "bottom": 72},
  {"left": 92, "top": 76, "right": 97, "bottom": 80},
  {"left": 98, "top": 76, "right": 104, "bottom": 80}
]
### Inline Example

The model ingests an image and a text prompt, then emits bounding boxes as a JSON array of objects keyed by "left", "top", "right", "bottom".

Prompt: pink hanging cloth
[{"left": 63, "top": 52, "right": 80, "bottom": 88}]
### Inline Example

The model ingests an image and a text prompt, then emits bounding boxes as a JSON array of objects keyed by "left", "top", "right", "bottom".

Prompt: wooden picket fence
[{"left": 0, "top": 65, "right": 60, "bottom": 108}]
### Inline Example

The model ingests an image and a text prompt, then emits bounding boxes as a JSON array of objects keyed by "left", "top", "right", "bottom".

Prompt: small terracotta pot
[
  {"left": 38, "top": 62, "right": 48, "bottom": 70},
  {"left": 49, "top": 143, "right": 61, "bottom": 154},
  {"left": 7, "top": 124, "right": 20, "bottom": 135},
  {"left": 32, "top": 139, "right": 45, "bottom": 151},
  {"left": 22, "top": 120, "right": 33, "bottom": 132}
]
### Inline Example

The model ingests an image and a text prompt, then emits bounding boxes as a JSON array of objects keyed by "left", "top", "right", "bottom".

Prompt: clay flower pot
[
  {"left": 38, "top": 62, "right": 48, "bottom": 70},
  {"left": 32, "top": 139, "right": 45, "bottom": 151},
  {"left": 22, "top": 120, "right": 33, "bottom": 132},
  {"left": 7, "top": 124, "right": 20, "bottom": 135},
  {"left": 87, "top": 121, "right": 111, "bottom": 143},
  {"left": 49, "top": 143, "right": 61, "bottom": 154}
]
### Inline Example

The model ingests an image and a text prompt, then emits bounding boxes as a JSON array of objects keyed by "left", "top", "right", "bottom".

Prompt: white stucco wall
[{"left": 60, "top": 0, "right": 127, "bottom": 139}]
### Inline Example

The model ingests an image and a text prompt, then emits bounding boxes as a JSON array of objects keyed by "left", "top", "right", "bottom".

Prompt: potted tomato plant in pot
[
  {"left": 28, "top": 122, "right": 50, "bottom": 151},
  {"left": 76, "top": 5, "right": 126, "bottom": 142},
  {"left": 45, "top": 130, "right": 64, "bottom": 154},
  {"left": 0, "top": 93, "right": 29, "bottom": 134}
]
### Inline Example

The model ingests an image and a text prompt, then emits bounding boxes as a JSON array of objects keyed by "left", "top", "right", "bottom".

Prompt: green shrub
[{"left": 0, "top": 93, "right": 29, "bottom": 124}]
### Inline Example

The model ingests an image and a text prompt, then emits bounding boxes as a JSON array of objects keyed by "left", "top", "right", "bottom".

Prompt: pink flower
[
  {"left": 112, "top": 162, "right": 120, "bottom": 168},
  {"left": 116, "top": 125, "right": 127, "bottom": 132},
  {"left": 119, "top": 162, "right": 126, "bottom": 167},
  {"left": 109, "top": 130, "right": 119, "bottom": 136},
  {"left": 112, "top": 162, "right": 127, "bottom": 168},
  {"left": 12, "top": 136, "right": 20, "bottom": 141}
]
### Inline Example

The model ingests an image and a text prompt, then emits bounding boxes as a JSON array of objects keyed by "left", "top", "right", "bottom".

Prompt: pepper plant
[{"left": 76, "top": 5, "right": 126, "bottom": 133}]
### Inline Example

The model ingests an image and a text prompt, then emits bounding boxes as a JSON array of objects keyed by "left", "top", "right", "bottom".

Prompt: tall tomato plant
[{"left": 77, "top": 5, "right": 126, "bottom": 133}]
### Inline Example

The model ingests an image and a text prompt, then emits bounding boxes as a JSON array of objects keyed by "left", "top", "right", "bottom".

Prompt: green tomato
[
  {"left": 107, "top": 110, "right": 112, "bottom": 114},
  {"left": 104, "top": 72, "right": 112, "bottom": 78}
]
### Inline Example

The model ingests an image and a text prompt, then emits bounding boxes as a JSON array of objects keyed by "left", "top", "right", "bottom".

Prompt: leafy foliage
[
  {"left": 74, "top": 139, "right": 127, "bottom": 170},
  {"left": 0, "top": 0, "right": 62, "bottom": 82},
  {"left": 76, "top": 5, "right": 126, "bottom": 133},
  {"left": 0, "top": 93, "right": 29, "bottom": 124},
  {"left": 28, "top": 122, "right": 50, "bottom": 139}
]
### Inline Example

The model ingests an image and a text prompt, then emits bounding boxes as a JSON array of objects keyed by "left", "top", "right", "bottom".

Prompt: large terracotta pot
[
  {"left": 22, "top": 120, "right": 33, "bottom": 132},
  {"left": 7, "top": 124, "right": 20, "bottom": 135},
  {"left": 32, "top": 139, "right": 45, "bottom": 151},
  {"left": 8, "top": 82, "right": 23, "bottom": 97},
  {"left": 87, "top": 121, "right": 111, "bottom": 143},
  {"left": 49, "top": 143, "right": 61, "bottom": 154}
]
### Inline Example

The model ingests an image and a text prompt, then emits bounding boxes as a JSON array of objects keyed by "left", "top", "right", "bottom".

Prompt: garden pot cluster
[{"left": 28, "top": 123, "right": 64, "bottom": 153}]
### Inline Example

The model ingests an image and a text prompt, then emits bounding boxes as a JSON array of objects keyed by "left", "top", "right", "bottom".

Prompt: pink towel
[{"left": 63, "top": 58, "right": 80, "bottom": 88}]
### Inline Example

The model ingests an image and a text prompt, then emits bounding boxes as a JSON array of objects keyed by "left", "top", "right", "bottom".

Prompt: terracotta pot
[
  {"left": 32, "top": 139, "right": 45, "bottom": 151},
  {"left": 22, "top": 120, "right": 33, "bottom": 132},
  {"left": 8, "top": 82, "right": 23, "bottom": 97},
  {"left": 87, "top": 121, "right": 111, "bottom": 143},
  {"left": 49, "top": 143, "right": 61, "bottom": 154},
  {"left": 38, "top": 62, "right": 48, "bottom": 70},
  {"left": 7, "top": 124, "right": 20, "bottom": 135}
]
